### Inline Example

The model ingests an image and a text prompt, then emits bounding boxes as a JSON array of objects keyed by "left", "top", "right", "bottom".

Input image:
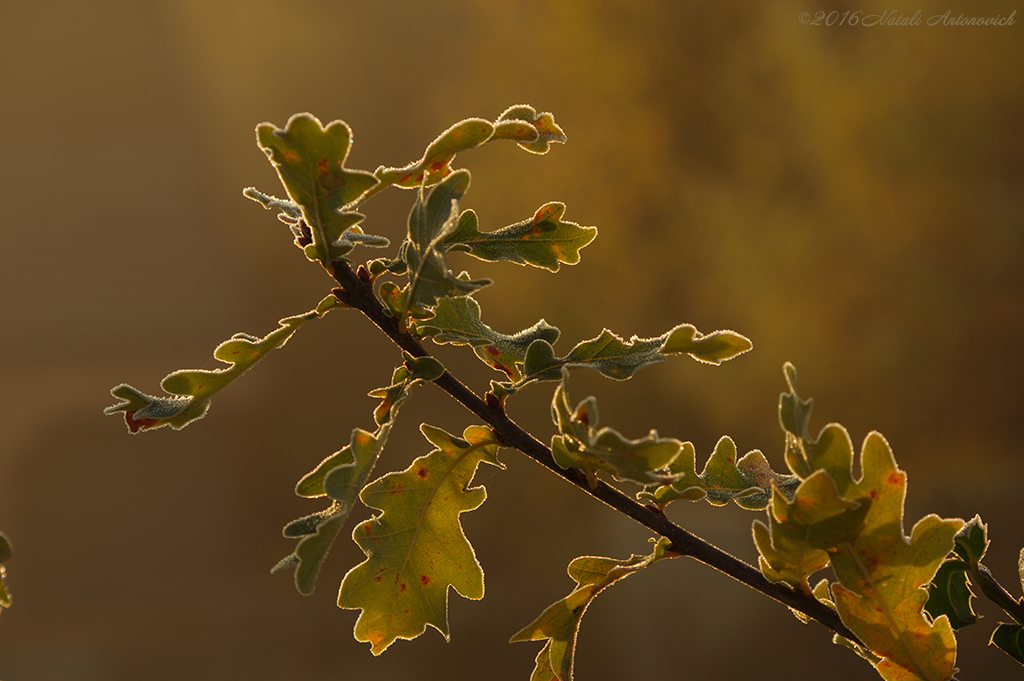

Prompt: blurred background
[{"left": 1, "top": 1, "right": 1021, "bottom": 679}]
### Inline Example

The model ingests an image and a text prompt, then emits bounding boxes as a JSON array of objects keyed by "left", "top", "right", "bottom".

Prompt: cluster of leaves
[
  {"left": 102, "top": 106, "right": 1024, "bottom": 681},
  {"left": 752, "top": 363, "right": 964, "bottom": 680}
]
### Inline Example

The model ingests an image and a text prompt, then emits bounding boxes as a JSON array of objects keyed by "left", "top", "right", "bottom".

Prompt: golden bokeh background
[{"left": 1, "top": 1, "right": 1021, "bottom": 679}]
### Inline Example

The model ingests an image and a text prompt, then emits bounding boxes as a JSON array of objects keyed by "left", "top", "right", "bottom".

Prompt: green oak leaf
[
  {"left": 549, "top": 369, "right": 683, "bottom": 488},
  {"left": 104, "top": 294, "right": 340, "bottom": 432},
  {"left": 442, "top": 204, "right": 597, "bottom": 272},
  {"left": 253, "top": 114, "right": 385, "bottom": 269},
  {"left": 501, "top": 322, "right": 751, "bottom": 391},
  {"left": 640, "top": 436, "right": 799, "bottom": 511},
  {"left": 511, "top": 539, "right": 674, "bottom": 681},
  {"left": 338, "top": 424, "right": 503, "bottom": 654},
  {"left": 393, "top": 171, "right": 491, "bottom": 323},
  {"left": 0, "top": 532, "right": 11, "bottom": 612},
  {"left": 413, "top": 295, "right": 559, "bottom": 381},
  {"left": 273, "top": 361, "right": 436, "bottom": 595}
]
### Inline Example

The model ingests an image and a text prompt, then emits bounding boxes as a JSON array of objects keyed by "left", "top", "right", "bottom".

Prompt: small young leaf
[
  {"left": 442, "top": 204, "right": 597, "bottom": 272},
  {"left": 0, "top": 532, "right": 11, "bottom": 612},
  {"left": 397, "top": 171, "right": 491, "bottom": 322},
  {"left": 104, "top": 295, "right": 340, "bottom": 432},
  {"left": 276, "top": 366, "right": 428, "bottom": 595},
  {"left": 375, "top": 118, "right": 495, "bottom": 189},
  {"left": 549, "top": 370, "right": 683, "bottom": 488},
  {"left": 338, "top": 425, "right": 503, "bottom": 654},
  {"left": 991, "top": 623, "right": 1024, "bottom": 665},
  {"left": 254, "top": 114, "right": 384, "bottom": 269},
  {"left": 493, "top": 104, "right": 567, "bottom": 154},
  {"left": 413, "top": 295, "right": 559, "bottom": 381},
  {"left": 640, "top": 436, "right": 799, "bottom": 511},
  {"left": 510, "top": 539, "right": 674, "bottom": 681},
  {"left": 504, "top": 322, "right": 751, "bottom": 391}
]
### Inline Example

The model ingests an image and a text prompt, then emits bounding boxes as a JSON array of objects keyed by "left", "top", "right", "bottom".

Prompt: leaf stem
[{"left": 329, "top": 258, "right": 860, "bottom": 645}]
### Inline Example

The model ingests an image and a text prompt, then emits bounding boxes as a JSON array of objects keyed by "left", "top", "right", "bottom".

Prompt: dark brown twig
[{"left": 330, "top": 258, "right": 860, "bottom": 644}]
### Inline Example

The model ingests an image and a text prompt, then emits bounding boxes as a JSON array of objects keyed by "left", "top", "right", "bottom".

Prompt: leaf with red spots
[
  {"left": 640, "top": 435, "right": 799, "bottom": 511},
  {"left": 442, "top": 203, "right": 596, "bottom": 272},
  {"left": 104, "top": 294, "right": 340, "bottom": 433},
  {"left": 511, "top": 539, "right": 674, "bottom": 681},
  {"left": 253, "top": 113, "right": 385, "bottom": 270},
  {"left": 338, "top": 424, "right": 503, "bottom": 654},
  {"left": 413, "top": 295, "right": 559, "bottom": 382},
  {"left": 549, "top": 369, "right": 683, "bottom": 488},
  {"left": 500, "top": 322, "right": 751, "bottom": 393}
]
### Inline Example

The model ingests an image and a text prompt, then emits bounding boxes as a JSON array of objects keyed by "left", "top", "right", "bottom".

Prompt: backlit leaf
[
  {"left": 510, "top": 539, "right": 674, "bottom": 681},
  {"left": 338, "top": 425, "right": 503, "bottom": 654},
  {"left": 501, "top": 322, "right": 751, "bottom": 391},
  {"left": 549, "top": 369, "right": 682, "bottom": 488},
  {"left": 493, "top": 104, "right": 567, "bottom": 154},
  {"left": 104, "top": 294, "right": 340, "bottom": 432},
  {"left": 413, "top": 295, "right": 559, "bottom": 381},
  {"left": 254, "top": 114, "right": 384, "bottom": 268},
  {"left": 443, "top": 204, "right": 597, "bottom": 272},
  {"left": 828, "top": 433, "right": 963, "bottom": 681},
  {"left": 375, "top": 118, "right": 495, "bottom": 189},
  {"left": 640, "top": 436, "right": 799, "bottom": 511}
]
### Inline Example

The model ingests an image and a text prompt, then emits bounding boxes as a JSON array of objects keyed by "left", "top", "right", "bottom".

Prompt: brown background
[{"left": 1, "top": 1, "right": 1022, "bottom": 679}]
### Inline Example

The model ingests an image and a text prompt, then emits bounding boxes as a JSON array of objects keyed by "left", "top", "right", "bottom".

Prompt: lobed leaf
[
  {"left": 274, "top": 361, "right": 434, "bottom": 596},
  {"left": 827, "top": 434, "right": 963, "bottom": 681},
  {"left": 499, "top": 322, "right": 751, "bottom": 392},
  {"left": 104, "top": 294, "right": 340, "bottom": 432},
  {"left": 338, "top": 425, "right": 503, "bottom": 654},
  {"left": 413, "top": 295, "right": 559, "bottom": 382},
  {"left": 510, "top": 539, "right": 674, "bottom": 681},
  {"left": 253, "top": 114, "right": 385, "bottom": 269},
  {"left": 443, "top": 204, "right": 597, "bottom": 272},
  {"left": 641, "top": 436, "right": 799, "bottom": 511},
  {"left": 549, "top": 369, "right": 683, "bottom": 488}
]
